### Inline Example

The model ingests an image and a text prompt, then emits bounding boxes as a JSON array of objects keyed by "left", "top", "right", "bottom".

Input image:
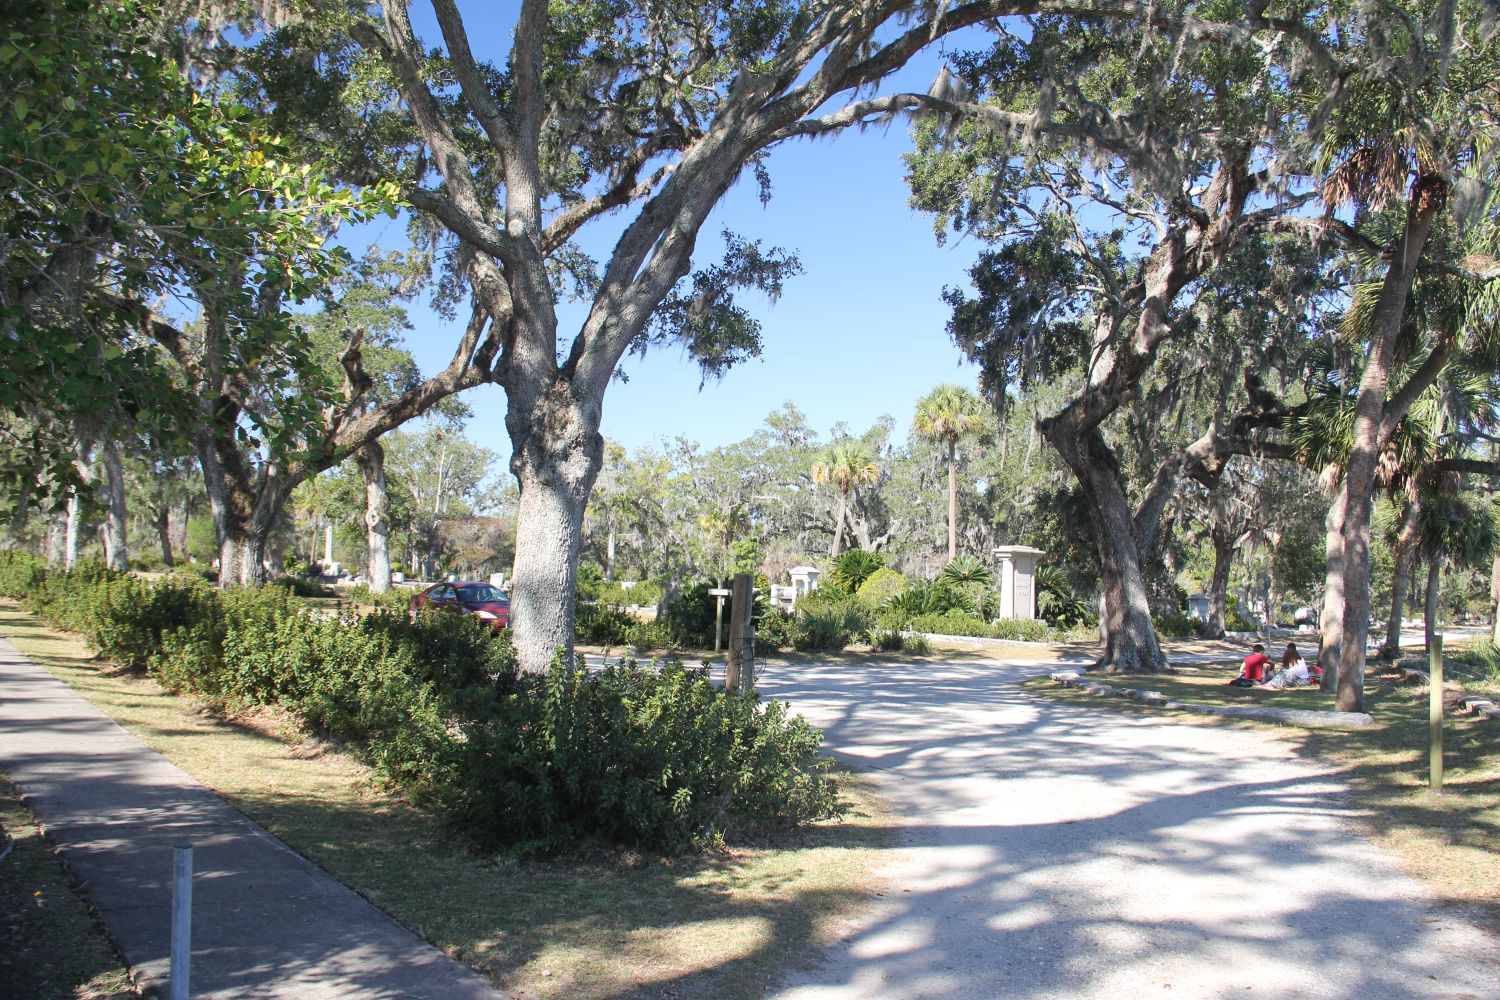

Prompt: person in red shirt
[{"left": 1229, "top": 643, "right": 1272, "bottom": 687}]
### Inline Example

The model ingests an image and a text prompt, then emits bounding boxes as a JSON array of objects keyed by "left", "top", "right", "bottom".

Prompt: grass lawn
[
  {"left": 0, "top": 600, "right": 890, "bottom": 1000},
  {"left": 1026, "top": 649, "right": 1500, "bottom": 930},
  {"left": 0, "top": 772, "right": 134, "bottom": 1000}
]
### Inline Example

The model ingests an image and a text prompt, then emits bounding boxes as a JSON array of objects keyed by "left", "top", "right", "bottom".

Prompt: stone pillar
[{"left": 993, "top": 546, "right": 1045, "bottom": 620}]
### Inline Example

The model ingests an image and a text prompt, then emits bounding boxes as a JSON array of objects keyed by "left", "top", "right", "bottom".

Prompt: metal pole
[
  {"left": 170, "top": 844, "right": 193, "bottom": 1000},
  {"left": 714, "top": 594, "right": 725, "bottom": 653},
  {"left": 1429, "top": 634, "right": 1444, "bottom": 791}
]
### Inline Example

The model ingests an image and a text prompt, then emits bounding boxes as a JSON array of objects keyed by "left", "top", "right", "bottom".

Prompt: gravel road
[{"left": 759, "top": 653, "right": 1499, "bottom": 1000}]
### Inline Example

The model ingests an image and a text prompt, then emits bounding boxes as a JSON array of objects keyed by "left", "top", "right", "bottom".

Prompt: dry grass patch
[
  {"left": 1027, "top": 656, "right": 1500, "bottom": 930},
  {"left": 0, "top": 599, "right": 888, "bottom": 999}
]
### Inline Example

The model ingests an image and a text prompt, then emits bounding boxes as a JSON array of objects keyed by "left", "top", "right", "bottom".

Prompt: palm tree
[
  {"left": 913, "top": 384, "right": 986, "bottom": 561},
  {"left": 1416, "top": 494, "right": 1496, "bottom": 653},
  {"left": 811, "top": 440, "right": 881, "bottom": 557}
]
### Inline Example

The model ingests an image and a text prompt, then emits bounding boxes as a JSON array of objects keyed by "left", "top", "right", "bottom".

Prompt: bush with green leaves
[
  {"left": 1154, "top": 612, "right": 1206, "bottom": 638},
  {"left": 441, "top": 659, "right": 842, "bottom": 854},
  {"left": 0, "top": 550, "right": 48, "bottom": 599},
  {"left": 791, "top": 590, "right": 872, "bottom": 651},
  {"left": 757, "top": 607, "right": 799, "bottom": 650},
  {"left": 855, "top": 566, "right": 907, "bottom": 608},
  {"left": 827, "top": 549, "right": 883, "bottom": 594},
  {"left": 6, "top": 565, "right": 841, "bottom": 854},
  {"left": 575, "top": 600, "right": 637, "bottom": 645},
  {"left": 906, "top": 610, "right": 1051, "bottom": 642},
  {"left": 884, "top": 579, "right": 962, "bottom": 619}
]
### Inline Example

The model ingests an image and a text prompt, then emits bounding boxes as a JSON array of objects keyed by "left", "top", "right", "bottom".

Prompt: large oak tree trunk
[
  {"left": 507, "top": 396, "right": 604, "bottom": 674},
  {"left": 1206, "top": 528, "right": 1235, "bottom": 640},
  {"left": 356, "top": 441, "right": 392, "bottom": 594},
  {"left": 196, "top": 430, "right": 288, "bottom": 588},
  {"left": 1382, "top": 498, "right": 1421, "bottom": 658},
  {"left": 100, "top": 439, "right": 129, "bottom": 572},
  {"left": 1050, "top": 425, "right": 1166, "bottom": 673},
  {"left": 830, "top": 492, "right": 848, "bottom": 558}
]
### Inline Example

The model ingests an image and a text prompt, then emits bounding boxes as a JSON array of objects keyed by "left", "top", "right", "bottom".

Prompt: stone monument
[
  {"left": 993, "top": 546, "right": 1045, "bottom": 620},
  {"left": 788, "top": 566, "right": 821, "bottom": 600}
]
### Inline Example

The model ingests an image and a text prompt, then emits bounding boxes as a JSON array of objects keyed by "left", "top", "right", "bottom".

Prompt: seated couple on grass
[{"left": 1229, "top": 642, "right": 1320, "bottom": 689}]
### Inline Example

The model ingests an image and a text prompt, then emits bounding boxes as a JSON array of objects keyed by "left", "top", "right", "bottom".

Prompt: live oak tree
[
  {"left": 235, "top": 0, "right": 1217, "bottom": 671},
  {"left": 907, "top": 8, "right": 1334, "bottom": 671}
]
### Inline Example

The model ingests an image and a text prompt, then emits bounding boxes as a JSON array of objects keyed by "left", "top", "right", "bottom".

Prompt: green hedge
[
  {"left": 907, "top": 610, "right": 1051, "bottom": 642},
  {"left": 2, "top": 556, "right": 841, "bottom": 854}
]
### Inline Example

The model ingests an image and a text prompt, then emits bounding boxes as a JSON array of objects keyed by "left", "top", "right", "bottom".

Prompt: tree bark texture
[
  {"left": 1332, "top": 175, "right": 1446, "bottom": 712},
  {"left": 1206, "top": 528, "right": 1236, "bottom": 640},
  {"left": 506, "top": 391, "right": 604, "bottom": 673},
  {"left": 63, "top": 491, "right": 79, "bottom": 570},
  {"left": 356, "top": 441, "right": 392, "bottom": 593},
  {"left": 1491, "top": 543, "right": 1500, "bottom": 645},
  {"left": 1318, "top": 486, "right": 1348, "bottom": 692},
  {"left": 1049, "top": 425, "right": 1167, "bottom": 673},
  {"left": 100, "top": 438, "right": 129, "bottom": 572},
  {"left": 196, "top": 428, "right": 288, "bottom": 588},
  {"left": 155, "top": 503, "right": 175, "bottom": 568},
  {"left": 946, "top": 440, "right": 958, "bottom": 562},
  {"left": 1383, "top": 498, "right": 1421, "bottom": 658}
]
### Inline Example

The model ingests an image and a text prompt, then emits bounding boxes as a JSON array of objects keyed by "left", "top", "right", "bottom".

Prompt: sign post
[{"left": 708, "top": 587, "right": 731, "bottom": 653}]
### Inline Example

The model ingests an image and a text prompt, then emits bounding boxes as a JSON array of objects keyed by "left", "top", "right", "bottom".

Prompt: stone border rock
[
  {"left": 1457, "top": 695, "right": 1500, "bottom": 721},
  {"left": 1047, "top": 671, "right": 1377, "bottom": 729}
]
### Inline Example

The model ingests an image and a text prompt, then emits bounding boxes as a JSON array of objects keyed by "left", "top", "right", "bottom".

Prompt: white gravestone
[
  {"left": 993, "top": 546, "right": 1045, "bottom": 620},
  {"left": 788, "top": 566, "right": 821, "bottom": 601}
]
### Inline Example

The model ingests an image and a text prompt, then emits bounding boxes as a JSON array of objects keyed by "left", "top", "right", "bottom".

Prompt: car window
[
  {"left": 433, "top": 585, "right": 456, "bottom": 601},
  {"left": 457, "top": 584, "right": 506, "bottom": 603}
]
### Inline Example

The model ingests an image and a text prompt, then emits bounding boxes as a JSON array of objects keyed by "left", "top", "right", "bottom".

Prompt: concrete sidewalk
[{"left": 0, "top": 637, "right": 505, "bottom": 999}]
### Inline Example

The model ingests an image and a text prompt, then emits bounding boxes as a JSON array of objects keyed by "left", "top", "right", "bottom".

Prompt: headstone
[
  {"left": 992, "top": 546, "right": 1045, "bottom": 619},
  {"left": 488, "top": 572, "right": 506, "bottom": 589},
  {"left": 788, "top": 566, "right": 820, "bottom": 601},
  {"left": 1188, "top": 594, "right": 1211, "bottom": 622},
  {"left": 392, "top": 572, "right": 405, "bottom": 583}
]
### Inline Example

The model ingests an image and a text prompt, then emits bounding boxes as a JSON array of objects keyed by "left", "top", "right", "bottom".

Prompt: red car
[{"left": 409, "top": 581, "right": 510, "bottom": 630}]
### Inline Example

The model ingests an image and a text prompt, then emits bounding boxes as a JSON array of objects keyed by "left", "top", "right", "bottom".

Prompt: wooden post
[
  {"left": 728, "top": 572, "right": 754, "bottom": 695},
  {"left": 1429, "top": 634, "right": 1444, "bottom": 791}
]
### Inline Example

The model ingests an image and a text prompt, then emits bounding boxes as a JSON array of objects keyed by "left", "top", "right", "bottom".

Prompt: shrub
[
  {"left": 828, "top": 549, "right": 883, "bottom": 594},
  {"left": 884, "top": 579, "right": 962, "bottom": 619},
  {"left": 987, "top": 618, "right": 1050, "bottom": 642},
  {"left": 792, "top": 591, "right": 873, "bottom": 651},
  {"left": 441, "top": 660, "right": 842, "bottom": 854},
  {"left": 757, "top": 608, "right": 799, "bottom": 650},
  {"left": 0, "top": 551, "right": 48, "bottom": 599},
  {"left": 575, "top": 601, "right": 636, "bottom": 645},
  {"left": 275, "top": 574, "right": 332, "bottom": 598},
  {"left": 855, "top": 567, "right": 907, "bottom": 608},
  {"left": 4, "top": 565, "right": 842, "bottom": 855},
  {"left": 623, "top": 618, "right": 674, "bottom": 651},
  {"left": 906, "top": 611, "right": 1051, "bottom": 643},
  {"left": 1154, "top": 612, "right": 1205, "bottom": 638},
  {"left": 908, "top": 610, "right": 993, "bottom": 638},
  {"left": 903, "top": 633, "right": 932, "bottom": 655}
]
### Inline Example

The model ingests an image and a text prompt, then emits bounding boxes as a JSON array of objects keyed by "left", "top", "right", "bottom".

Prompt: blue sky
[{"left": 385, "top": 3, "right": 988, "bottom": 457}]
